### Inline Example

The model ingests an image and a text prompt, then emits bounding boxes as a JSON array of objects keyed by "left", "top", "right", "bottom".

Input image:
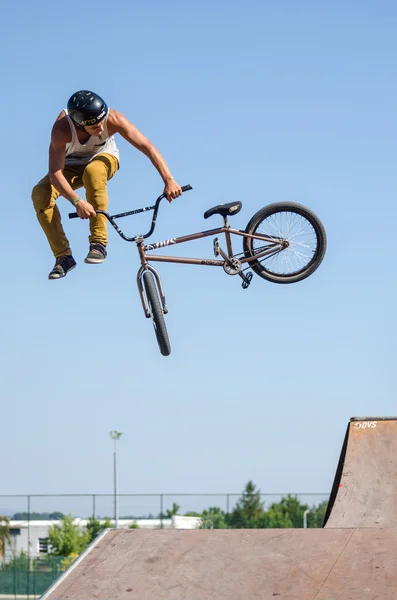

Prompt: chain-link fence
[{"left": 0, "top": 555, "right": 64, "bottom": 597}]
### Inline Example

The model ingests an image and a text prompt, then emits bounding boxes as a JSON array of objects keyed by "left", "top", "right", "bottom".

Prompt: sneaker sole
[
  {"left": 84, "top": 257, "right": 106, "bottom": 264},
  {"left": 48, "top": 263, "right": 77, "bottom": 280}
]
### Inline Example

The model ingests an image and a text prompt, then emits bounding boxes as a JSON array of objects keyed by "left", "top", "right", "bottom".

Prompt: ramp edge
[
  {"left": 39, "top": 528, "right": 111, "bottom": 599},
  {"left": 323, "top": 421, "right": 350, "bottom": 527},
  {"left": 350, "top": 416, "right": 397, "bottom": 421}
]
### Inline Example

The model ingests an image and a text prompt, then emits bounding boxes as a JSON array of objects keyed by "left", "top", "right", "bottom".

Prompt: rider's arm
[
  {"left": 48, "top": 121, "right": 95, "bottom": 219},
  {"left": 49, "top": 124, "right": 80, "bottom": 203},
  {"left": 109, "top": 110, "right": 182, "bottom": 200}
]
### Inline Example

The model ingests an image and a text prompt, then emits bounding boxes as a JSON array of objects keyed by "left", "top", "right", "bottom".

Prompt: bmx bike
[{"left": 69, "top": 185, "right": 326, "bottom": 356}]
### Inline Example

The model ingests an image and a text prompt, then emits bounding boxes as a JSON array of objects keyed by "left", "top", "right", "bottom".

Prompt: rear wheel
[
  {"left": 142, "top": 271, "right": 171, "bottom": 356},
  {"left": 243, "top": 202, "right": 326, "bottom": 283}
]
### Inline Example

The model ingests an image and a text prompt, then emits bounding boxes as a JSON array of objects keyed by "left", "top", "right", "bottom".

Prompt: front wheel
[
  {"left": 142, "top": 271, "right": 171, "bottom": 356},
  {"left": 243, "top": 202, "right": 327, "bottom": 284}
]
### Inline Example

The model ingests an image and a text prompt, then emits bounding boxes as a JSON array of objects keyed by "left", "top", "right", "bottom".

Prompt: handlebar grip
[
  {"left": 69, "top": 212, "right": 79, "bottom": 219},
  {"left": 181, "top": 184, "right": 192, "bottom": 192}
]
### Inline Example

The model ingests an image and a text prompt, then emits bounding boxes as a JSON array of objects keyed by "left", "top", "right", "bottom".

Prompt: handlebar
[{"left": 68, "top": 184, "right": 192, "bottom": 242}]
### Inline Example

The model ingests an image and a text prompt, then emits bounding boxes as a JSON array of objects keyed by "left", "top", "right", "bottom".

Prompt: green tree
[
  {"left": 48, "top": 515, "right": 89, "bottom": 556},
  {"left": 228, "top": 481, "right": 265, "bottom": 528},
  {"left": 307, "top": 500, "right": 328, "bottom": 528},
  {"left": 0, "top": 516, "right": 10, "bottom": 561},
  {"left": 200, "top": 507, "right": 228, "bottom": 529},
  {"left": 262, "top": 504, "right": 294, "bottom": 528},
  {"left": 165, "top": 503, "right": 180, "bottom": 518},
  {"left": 61, "top": 553, "right": 79, "bottom": 571},
  {"left": 12, "top": 512, "right": 64, "bottom": 520},
  {"left": 274, "top": 495, "right": 309, "bottom": 528},
  {"left": 49, "top": 512, "right": 65, "bottom": 520},
  {"left": 179, "top": 491, "right": 328, "bottom": 531},
  {"left": 86, "top": 517, "right": 113, "bottom": 543},
  {"left": 260, "top": 496, "right": 327, "bottom": 529}
]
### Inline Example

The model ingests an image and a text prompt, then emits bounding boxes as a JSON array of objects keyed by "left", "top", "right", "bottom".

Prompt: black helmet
[{"left": 67, "top": 90, "right": 108, "bottom": 126}]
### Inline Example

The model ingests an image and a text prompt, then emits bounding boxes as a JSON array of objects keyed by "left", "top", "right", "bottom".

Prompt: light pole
[
  {"left": 303, "top": 509, "right": 310, "bottom": 529},
  {"left": 110, "top": 430, "right": 123, "bottom": 529}
]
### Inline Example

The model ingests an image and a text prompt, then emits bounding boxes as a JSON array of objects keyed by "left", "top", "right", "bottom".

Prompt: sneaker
[
  {"left": 85, "top": 242, "right": 107, "bottom": 264},
  {"left": 48, "top": 255, "right": 77, "bottom": 280}
]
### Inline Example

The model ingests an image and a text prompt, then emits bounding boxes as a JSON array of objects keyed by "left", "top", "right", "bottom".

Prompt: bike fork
[{"left": 137, "top": 265, "right": 168, "bottom": 317}]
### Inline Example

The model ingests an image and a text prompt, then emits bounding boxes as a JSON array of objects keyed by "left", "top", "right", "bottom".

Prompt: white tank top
[{"left": 64, "top": 110, "right": 120, "bottom": 166}]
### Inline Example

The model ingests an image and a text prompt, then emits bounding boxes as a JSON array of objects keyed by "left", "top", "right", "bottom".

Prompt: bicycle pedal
[{"left": 241, "top": 272, "right": 253, "bottom": 289}]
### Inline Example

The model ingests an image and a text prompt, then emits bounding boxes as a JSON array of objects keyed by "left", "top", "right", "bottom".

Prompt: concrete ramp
[
  {"left": 324, "top": 417, "right": 397, "bottom": 528},
  {"left": 40, "top": 528, "right": 397, "bottom": 600}
]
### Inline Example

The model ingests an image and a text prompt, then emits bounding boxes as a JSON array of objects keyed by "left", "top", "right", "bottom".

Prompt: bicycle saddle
[{"left": 203, "top": 201, "right": 242, "bottom": 219}]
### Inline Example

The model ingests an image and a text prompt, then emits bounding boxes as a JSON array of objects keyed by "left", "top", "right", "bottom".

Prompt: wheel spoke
[{"left": 252, "top": 210, "right": 318, "bottom": 276}]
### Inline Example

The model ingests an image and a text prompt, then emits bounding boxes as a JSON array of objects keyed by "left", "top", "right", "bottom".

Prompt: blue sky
[{"left": 1, "top": 0, "right": 396, "bottom": 516}]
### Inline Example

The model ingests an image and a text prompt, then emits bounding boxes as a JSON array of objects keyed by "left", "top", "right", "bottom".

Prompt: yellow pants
[{"left": 32, "top": 153, "right": 119, "bottom": 258}]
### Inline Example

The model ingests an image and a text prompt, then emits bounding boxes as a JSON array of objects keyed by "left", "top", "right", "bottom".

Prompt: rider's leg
[
  {"left": 82, "top": 154, "right": 119, "bottom": 247},
  {"left": 32, "top": 166, "right": 84, "bottom": 258}
]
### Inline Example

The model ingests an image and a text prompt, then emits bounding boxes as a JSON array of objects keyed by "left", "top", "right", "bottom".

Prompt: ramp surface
[
  {"left": 324, "top": 417, "right": 397, "bottom": 528},
  {"left": 40, "top": 528, "right": 397, "bottom": 600}
]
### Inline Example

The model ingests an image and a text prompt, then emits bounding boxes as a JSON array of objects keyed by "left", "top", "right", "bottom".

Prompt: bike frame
[
  {"left": 69, "top": 185, "right": 286, "bottom": 316},
  {"left": 139, "top": 224, "right": 282, "bottom": 268}
]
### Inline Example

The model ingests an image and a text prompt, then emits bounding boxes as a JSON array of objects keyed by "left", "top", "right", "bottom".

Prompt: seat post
[{"left": 223, "top": 216, "right": 228, "bottom": 227}]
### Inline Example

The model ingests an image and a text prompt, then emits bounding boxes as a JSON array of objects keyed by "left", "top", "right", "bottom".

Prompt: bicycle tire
[
  {"left": 243, "top": 202, "right": 326, "bottom": 284},
  {"left": 142, "top": 271, "right": 171, "bottom": 356}
]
